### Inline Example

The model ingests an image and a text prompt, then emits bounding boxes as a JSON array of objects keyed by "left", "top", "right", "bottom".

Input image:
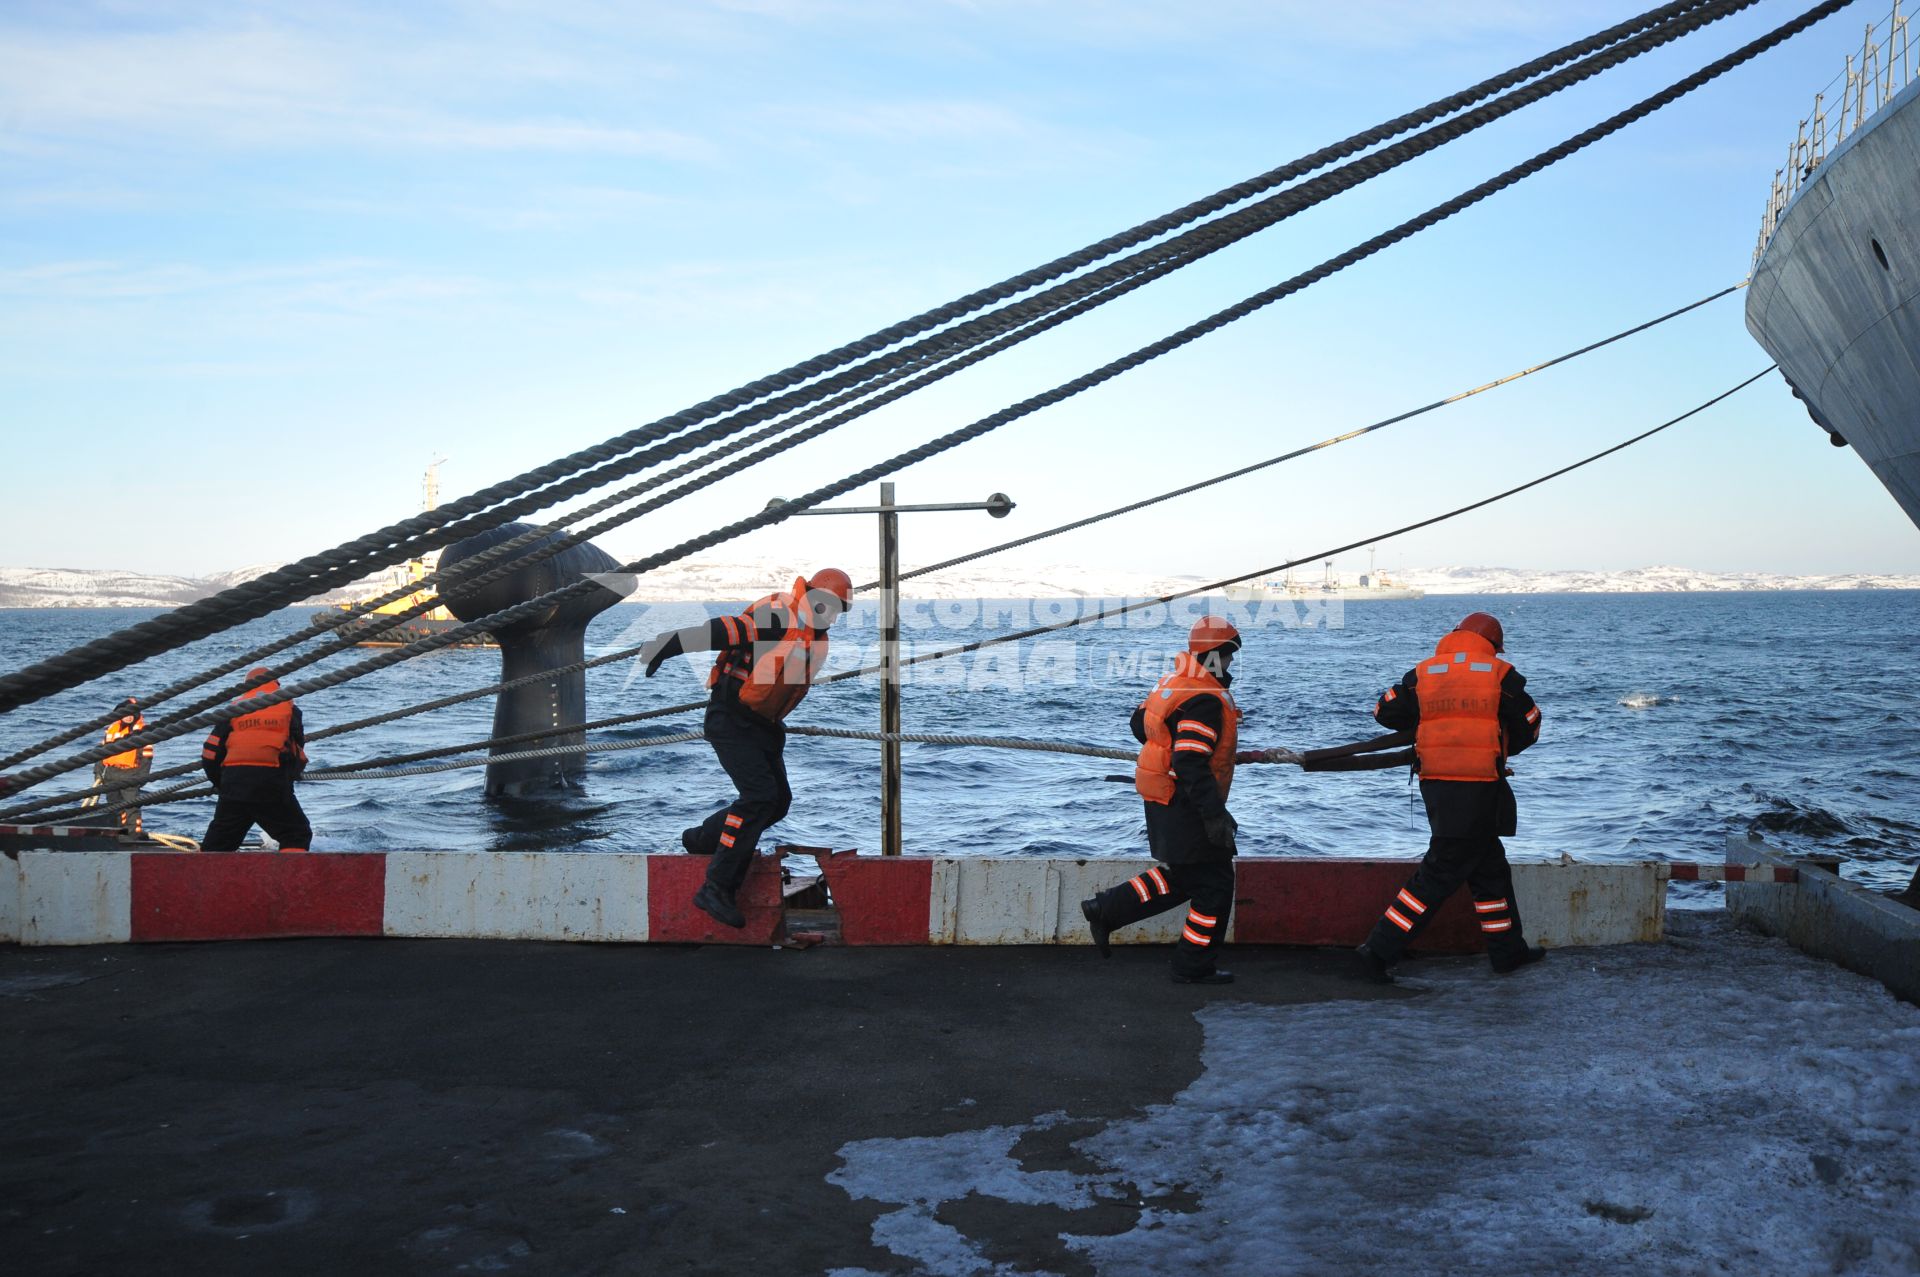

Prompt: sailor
[
  {"left": 199, "top": 667, "right": 313, "bottom": 853},
  {"left": 641, "top": 569, "right": 854, "bottom": 928},
  {"left": 1080, "top": 616, "right": 1246, "bottom": 985},
  {"left": 1353, "top": 612, "right": 1544, "bottom": 982},
  {"left": 90, "top": 697, "right": 154, "bottom": 834}
]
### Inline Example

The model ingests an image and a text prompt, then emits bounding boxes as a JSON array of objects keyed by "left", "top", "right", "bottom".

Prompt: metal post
[
  {"left": 782, "top": 484, "right": 1012, "bottom": 858},
  {"left": 877, "top": 483, "right": 903, "bottom": 857}
]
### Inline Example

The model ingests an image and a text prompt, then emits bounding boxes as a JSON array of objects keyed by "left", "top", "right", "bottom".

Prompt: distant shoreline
[{"left": 5, "top": 585, "right": 1920, "bottom": 610}]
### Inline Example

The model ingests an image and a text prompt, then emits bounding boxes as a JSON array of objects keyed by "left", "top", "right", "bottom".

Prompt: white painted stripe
[
  {"left": 382, "top": 852, "right": 649, "bottom": 941},
  {"left": 0, "top": 851, "right": 20, "bottom": 944},
  {"left": 932, "top": 858, "right": 1189, "bottom": 946},
  {"left": 20, "top": 851, "right": 131, "bottom": 946},
  {"left": 1510, "top": 862, "right": 1664, "bottom": 947}
]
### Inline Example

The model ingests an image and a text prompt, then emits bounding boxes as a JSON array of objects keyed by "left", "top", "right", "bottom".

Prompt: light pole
[{"left": 780, "top": 483, "right": 1014, "bottom": 855}]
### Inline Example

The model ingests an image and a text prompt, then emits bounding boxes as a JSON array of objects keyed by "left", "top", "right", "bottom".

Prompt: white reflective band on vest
[{"left": 1470, "top": 662, "right": 1494, "bottom": 672}]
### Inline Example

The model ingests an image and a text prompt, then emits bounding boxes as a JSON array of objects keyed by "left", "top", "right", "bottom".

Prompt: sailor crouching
[
  {"left": 1081, "top": 616, "right": 1245, "bottom": 985},
  {"left": 200, "top": 667, "right": 313, "bottom": 853}
]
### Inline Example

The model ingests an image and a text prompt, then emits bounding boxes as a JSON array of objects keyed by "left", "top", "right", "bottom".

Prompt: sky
[{"left": 3, "top": 0, "right": 1918, "bottom": 580}]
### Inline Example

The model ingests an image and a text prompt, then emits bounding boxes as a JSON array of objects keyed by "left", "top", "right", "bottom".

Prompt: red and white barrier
[
  {"left": 1661, "top": 862, "right": 1799, "bottom": 883},
  {"left": 1, "top": 848, "right": 1687, "bottom": 950}
]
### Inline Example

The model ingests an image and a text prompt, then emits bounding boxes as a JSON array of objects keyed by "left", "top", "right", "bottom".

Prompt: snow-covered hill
[
  {"left": 1396, "top": 564, "right": 1920, "bottom": 594},
  {"left": 2, "top": 559, "right": 1916, "bottom": 608}
]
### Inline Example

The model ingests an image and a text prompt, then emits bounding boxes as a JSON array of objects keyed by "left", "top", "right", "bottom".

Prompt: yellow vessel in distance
[{"left": 319, "top": 459, "right": 499, "bottom": 650}]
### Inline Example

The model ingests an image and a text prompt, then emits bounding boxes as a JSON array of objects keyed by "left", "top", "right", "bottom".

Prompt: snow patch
[{"left": 827, "top": 916, "right": 1920, "bottom": 1276}]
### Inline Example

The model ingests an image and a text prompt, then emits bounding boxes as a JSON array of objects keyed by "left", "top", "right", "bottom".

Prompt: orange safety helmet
[
  {"left": 807, "top": 567, "right": 853, "bottom": 606},
  {"left": 1188, "top": 615, "right": 1242, "bottom": 656},
  {"left": 1456, "top": 612, "right": 1505, "bottom": 653},
  {"left": 245, "top": 666, "right": 282, "bottom": 695}
]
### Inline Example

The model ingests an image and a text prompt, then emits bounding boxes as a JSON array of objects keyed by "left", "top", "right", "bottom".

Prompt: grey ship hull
[{"left": 1746, "top": 79, "right": 1920, "bottom": 530}]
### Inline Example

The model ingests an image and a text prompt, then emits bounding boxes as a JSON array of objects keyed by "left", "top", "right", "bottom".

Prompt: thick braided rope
[
  {"left": 16, "top": 0, "right": 1767, "bottom": 752},
  {"left": 0, "top": 0, "right": 1731, "bottom": 715},
  {"left": 1, "top": 0, "right": 1738, "bottom": 748},
  {"left": 0, "top": 2, "right": 1834, "bottom": 802}
]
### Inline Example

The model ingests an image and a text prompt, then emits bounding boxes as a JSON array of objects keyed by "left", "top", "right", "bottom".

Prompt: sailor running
[
  {"left": 1081, "top": 616, "right": 1248, "bottom": 985},
  {"left": 642, "top": 569, "right": 854, "bottom": 929},
  {"left": 1350, "top": 613, "right": 1544, "bottom": 982}
]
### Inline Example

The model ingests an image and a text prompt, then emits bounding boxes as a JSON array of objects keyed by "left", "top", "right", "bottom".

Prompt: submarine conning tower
[{"left": 439, "top": 524, "right": 623, "bottom": 798}]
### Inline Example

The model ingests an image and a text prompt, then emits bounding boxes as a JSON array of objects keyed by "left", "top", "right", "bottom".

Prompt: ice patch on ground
[{"left": 828, "top": 916, "right": 1920, "bottom": 1276}]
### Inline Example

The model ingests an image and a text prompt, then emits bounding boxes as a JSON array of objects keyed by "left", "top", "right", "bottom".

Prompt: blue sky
[{"left": 4, "top": 0, "right": 1918, "bottom": 578}]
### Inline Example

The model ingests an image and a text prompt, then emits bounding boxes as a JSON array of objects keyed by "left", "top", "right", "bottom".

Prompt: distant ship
[
  {"left": 315, "top": 459, "right": 498, "bottom": 650},
  {"left": 1747, "top": 9, "right": 1920, "bottom": 534},
  {"left": 1225, "top": 550, "right": 1424, "bottom": 602}
]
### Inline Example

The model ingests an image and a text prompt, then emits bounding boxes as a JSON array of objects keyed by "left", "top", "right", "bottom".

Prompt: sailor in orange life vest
[
  {"left": 90, "top": 697, "right": 155, "bottom": 834},
  {"left": 199, "top": 667, "right": 313, "bottom": 853},
  {"left": 640, "top": 569, "right": 854, "bottom": 929},
  {"left": 1352, "top": 612, "right": 1544, "bottom": 983},
  {"left": 1079, "top": 616, "right": 1247, "bottom": 985}
]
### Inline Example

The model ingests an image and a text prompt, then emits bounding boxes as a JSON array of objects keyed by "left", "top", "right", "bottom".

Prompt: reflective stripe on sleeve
[
  {"left": 1146, "top": 868, "right": 1169, "bottom": 894},
  {"left": 1129, "top": 876, "right": 1151, "bottom": 903},
  {"left": 1187, "top": 908, "right": 1218, "bottom": 928},
  {"left": 1181, "top": 926, "right": 1212, "bottom": 947},
  {"left": 1172, "top": 741, "right": 1214, "bottom": 755},
  {"left": 1385, "top": 906, "right": 1414, "bottom": 932},
  {"left": 1480, "top": 919, "right": 1513, "bottom": 933},
  {"left": 1175, "top": 720, "right": 1217, "bottom": 741},
  {"left": 1473, "top": 898, "right": 1509, "bottom": 913},
  {"left": 1395, "top": 889, "right": 1427, "bottom": 915}
]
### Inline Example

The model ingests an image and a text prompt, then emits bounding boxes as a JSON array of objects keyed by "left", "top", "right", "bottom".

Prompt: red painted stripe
[
  {"left": 1234, "top": 860, "right": 1490, "bottom": 953},
  {"left": 130, "top": 852, "right": 386, "bottom": 941},
  {"left": 646, "top": 852, "right": 785, "bottom": 945},
  {"left": 816, "top": 851, "right": 933, "bottom": 945}
]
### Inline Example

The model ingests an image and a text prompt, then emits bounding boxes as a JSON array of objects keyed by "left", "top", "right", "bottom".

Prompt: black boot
[
  {"left": 1170, "top": 968, "right": 1234, "bottom": 985},
  {"left": 1354, "top": 943, "right": 1394, "bottom": 985},
  {"left": 682, "top": 826, "right": 712, "bottom": 856},
  {"left": 693, "top": 882, "right": 745, "bottom": 929},
  {"left": 1080, "top": 898, "right": 1113, "bottom": 958},
  {"left": 1491, "top": 944, "right": 1546, "bottom": 975}
]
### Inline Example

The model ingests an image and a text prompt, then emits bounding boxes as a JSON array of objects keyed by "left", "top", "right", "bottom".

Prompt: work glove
[
  {"left": 1262, "top": 747, "right": 1303, "bottom": 766},
  {"left": 641, "top": 634, "right": 672, "bottom": 678},
  {"left": 1203, "top": 811, "right": 1238, "bottom": 853}
]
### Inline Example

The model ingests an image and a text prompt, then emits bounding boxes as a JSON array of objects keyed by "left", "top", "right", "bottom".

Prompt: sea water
[{"left": 0, "top": 591, "right": 1914, "bottom": 893}]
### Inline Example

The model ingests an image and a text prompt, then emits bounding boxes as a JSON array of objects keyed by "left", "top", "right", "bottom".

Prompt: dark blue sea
[{"left": 2, "top": 592, "right": 1915, "bottom": 894}]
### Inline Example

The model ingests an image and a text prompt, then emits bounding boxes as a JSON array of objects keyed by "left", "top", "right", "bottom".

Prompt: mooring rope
[
  {"left": 0, "top": 0, "right": 1846, "bottom": 796},
  {"left": 0, "top": 0, "right": 1752, "bottom": 715}
]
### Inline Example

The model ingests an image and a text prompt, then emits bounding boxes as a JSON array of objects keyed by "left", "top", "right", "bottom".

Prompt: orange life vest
[
  {"left": 1412, "top": 630, "right": 1512, "bottom": 782},
  {"left": 708, "top": 577, "right": 829, "bottom": 723},
  {"left": 102, "top": 717, "right": 152, "bottom": 770},
  {"left": 1134, "top": 653, "right": 1240, "bottom": 804},
  {"left": 223, "top": 681, "right": 304, "bottom": 769}
]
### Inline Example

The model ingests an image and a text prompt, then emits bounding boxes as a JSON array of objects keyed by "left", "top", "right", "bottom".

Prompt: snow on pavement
[{"left": 829, "top": 914, "right": 1920, "bottom": 1276}]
